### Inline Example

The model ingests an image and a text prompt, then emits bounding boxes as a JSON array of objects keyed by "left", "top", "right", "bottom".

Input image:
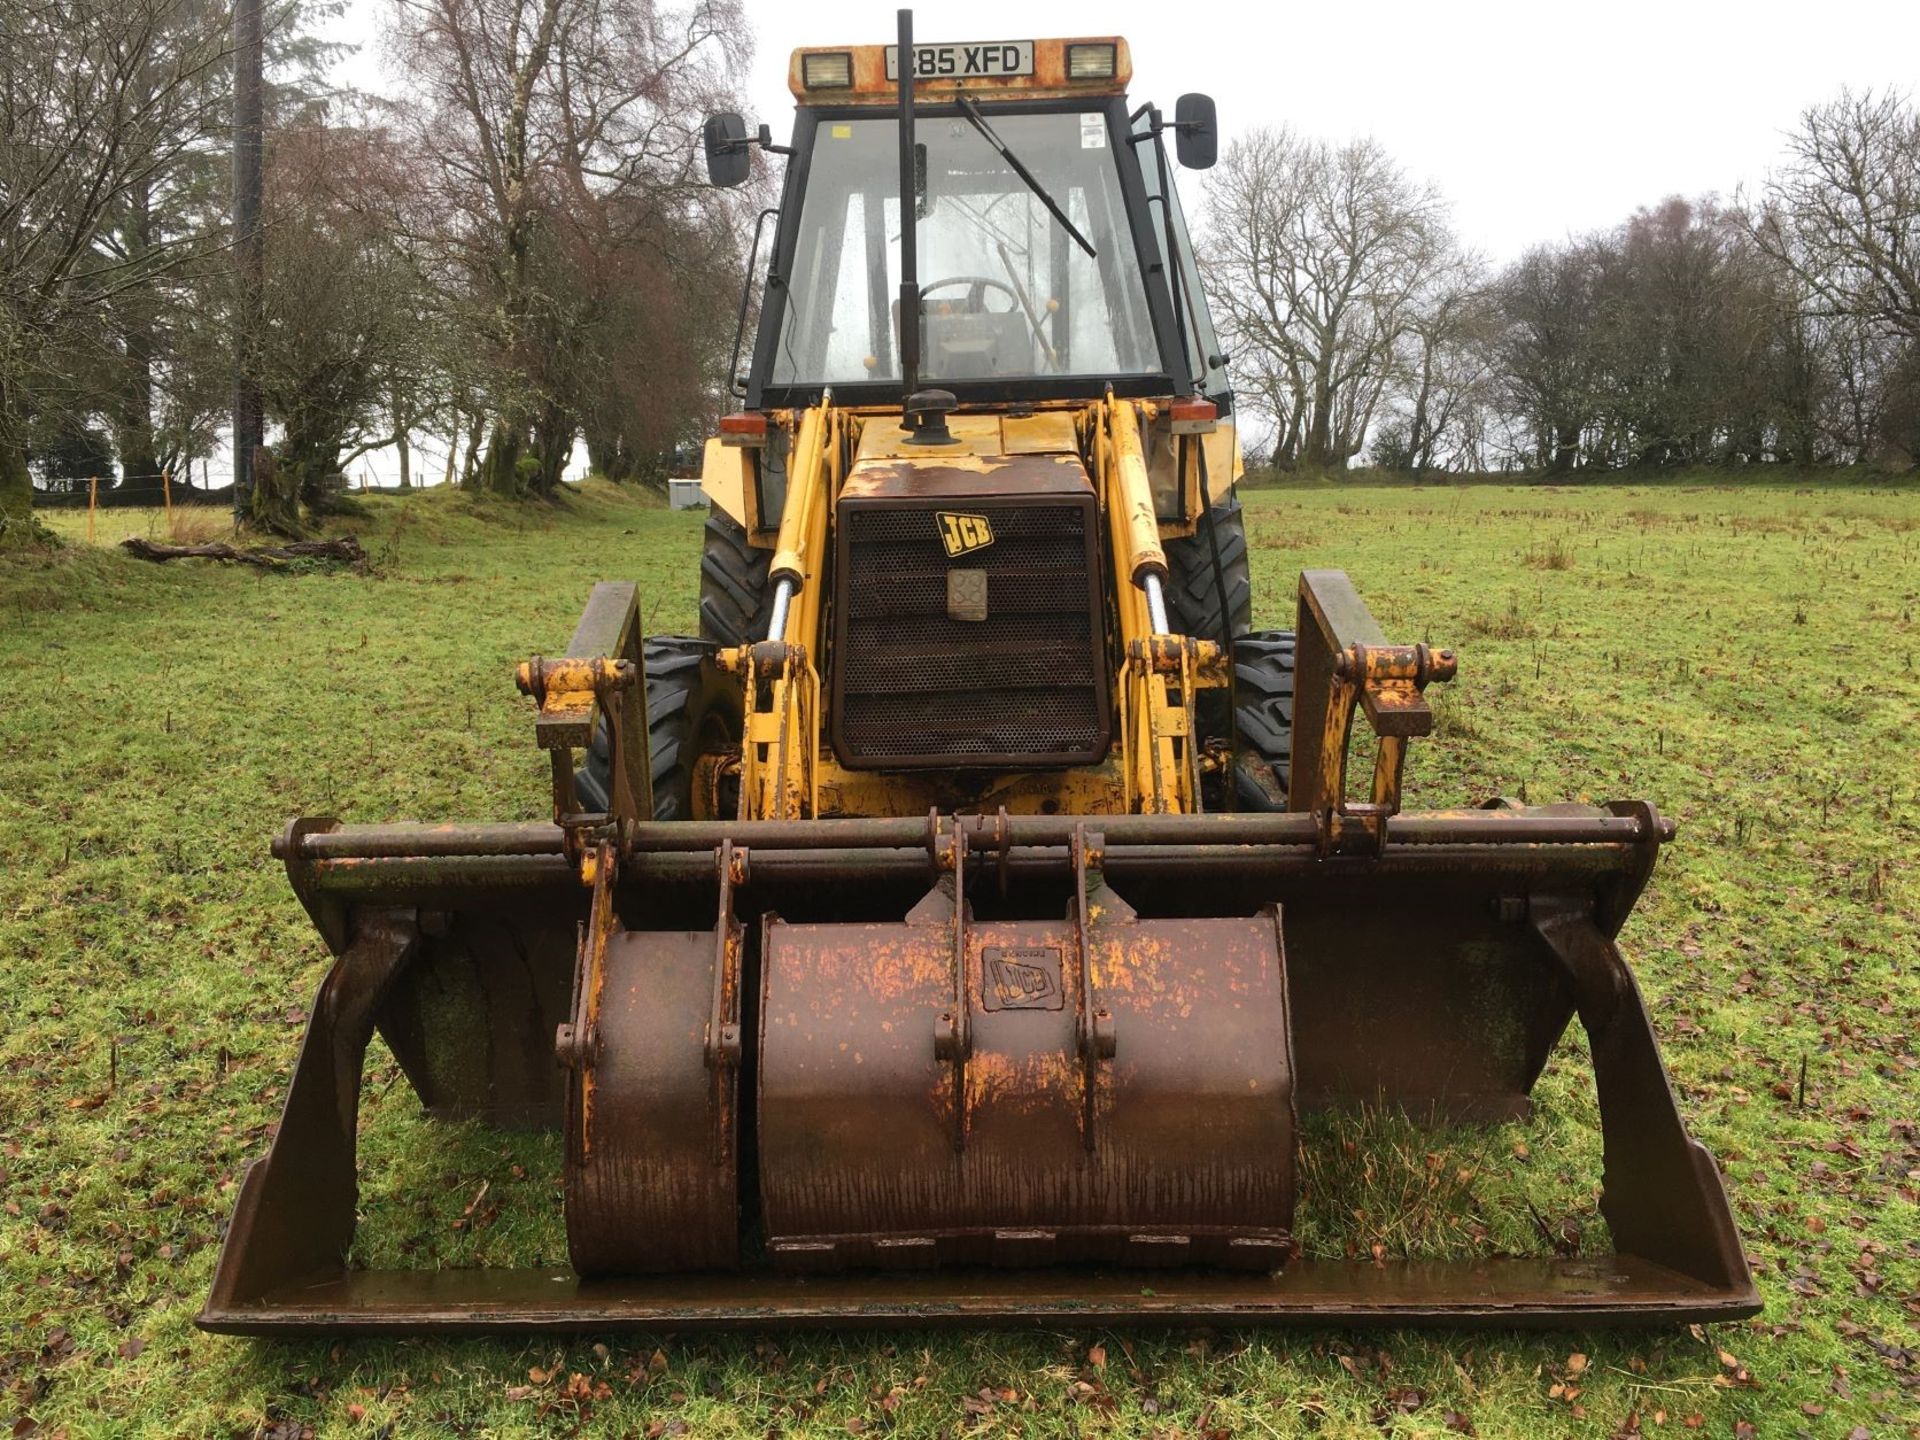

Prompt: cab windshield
[{"left": 768, "top": 108, "right": 1163, "bottom": 388}]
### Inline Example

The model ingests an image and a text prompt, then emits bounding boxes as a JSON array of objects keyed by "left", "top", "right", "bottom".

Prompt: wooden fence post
[
  {"left": 88, "top": 476, "right": 97, "bottom": 543},
  {"left": 162, "top": 468, "right": 173, "bottom": 528}
]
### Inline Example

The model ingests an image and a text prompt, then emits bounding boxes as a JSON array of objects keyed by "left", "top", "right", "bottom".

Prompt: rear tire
[
  {"left": 1229, "top": 630, "right": 1294, "bottom": 811},
  {"left": 698, "top": 508, "right": 774, "bottom": 647},
  {"left": 576, "top": 637, "right": 734, "bottom": 820},
  {"left": 1163, "top": 490, "right": 1253, "bottom": 643}
]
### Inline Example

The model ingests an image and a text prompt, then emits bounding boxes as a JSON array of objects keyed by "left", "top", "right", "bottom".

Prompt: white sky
[
  {"left": 315, "top": 0, "right": 1919, "bottom": 483},
  {"left": 733, "top": 0, "right": 1920, "bottom": 258},
  {"left": 333, "top": 0, "right": 1920, "bottom": 259}
]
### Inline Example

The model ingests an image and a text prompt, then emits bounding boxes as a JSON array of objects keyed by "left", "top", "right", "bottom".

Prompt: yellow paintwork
[
  {"left": 1133, "top": 409, "right": 1246, "bottom": 538},
  {"left": 699, "top": 437, "right": 751, "bottom": 529},
  {"left": 729, "top": 403, "right": 847, "bottom": 822},
  {"left": 1205, "top": 421, "right": 1245, "bottom": 499},
  {"left": 855, "top": 412, "right": 996, "bottom": 459},
  {"left": 769, "top": 406, "right": 830, "bottom": 586},
  {"left": 1104, "top": 396, "right": 1170, "bottom": 585},
  {"left": 1001, "top": 410, "right": 1080, "bottom": 454},
  {"left": 814, "top": 754, "right": 1129, "bottom": 819},
  {"left": 714, "top": 396, "right": 1226, "bottom": 822}
]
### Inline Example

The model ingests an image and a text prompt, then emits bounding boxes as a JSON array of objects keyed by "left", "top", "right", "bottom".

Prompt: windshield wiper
[{"left": 955, "top": 95, "right": 1097, "bottom": 260}]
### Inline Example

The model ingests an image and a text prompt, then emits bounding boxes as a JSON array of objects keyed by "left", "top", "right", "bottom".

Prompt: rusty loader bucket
[{"left": 200, "top": 578, "right": 1759, "bottom": 1333}]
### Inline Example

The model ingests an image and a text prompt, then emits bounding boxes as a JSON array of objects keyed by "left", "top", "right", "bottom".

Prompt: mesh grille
[{"left": 837, "top": 499, "right": 1108, "bottom": 765}]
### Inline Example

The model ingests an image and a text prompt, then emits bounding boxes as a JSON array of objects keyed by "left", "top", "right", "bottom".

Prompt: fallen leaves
[
  {"left": 625, "top": 1347, "right": 670, "bottom": 1384},
  {"left": 1546, "top": 1350, "right": 1591, "bottom": 1411},
  {"left": 1371, "top": 1385, "right": 1428, "bottom": 1424},
  {"left": 960, "top": 1383, "right": 1028, "bottom": 1428},
  {"left": 1714, "top": 1347, "right": 1760, "bottom": 1390},
  {"left": 449, "top": 1179, "right": 495, "bottom": 1232}
]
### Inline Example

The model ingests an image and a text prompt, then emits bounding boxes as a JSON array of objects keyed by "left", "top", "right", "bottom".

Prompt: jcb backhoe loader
[{"left": 200, "top": 13, "right": 1758, "bottom": 1332}]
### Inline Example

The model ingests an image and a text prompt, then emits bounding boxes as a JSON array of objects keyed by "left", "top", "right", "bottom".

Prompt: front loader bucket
[{"left": 201, "top": 804, "right": 1759, "bottom": 1334}]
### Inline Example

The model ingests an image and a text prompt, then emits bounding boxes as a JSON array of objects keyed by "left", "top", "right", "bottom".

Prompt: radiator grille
[{"left": 834, "top": 499, "right": 1109, "bottom": 767}]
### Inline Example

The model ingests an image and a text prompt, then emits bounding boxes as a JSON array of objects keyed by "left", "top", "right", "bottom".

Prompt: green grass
[{"left": 3, "top": 475, "right": 1917, "bottom": 1437}]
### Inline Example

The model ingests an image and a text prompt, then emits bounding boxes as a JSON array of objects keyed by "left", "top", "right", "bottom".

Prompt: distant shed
[{"left": 668, "top": 478, "right": 706, "bottom": 511}]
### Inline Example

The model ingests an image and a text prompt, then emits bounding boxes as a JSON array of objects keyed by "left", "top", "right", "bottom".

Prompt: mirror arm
[{"left": 715, "top": 125, "right": 792, "bottom": 160}]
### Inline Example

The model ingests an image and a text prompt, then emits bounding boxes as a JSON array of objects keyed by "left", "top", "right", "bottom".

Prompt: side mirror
[
  {"left": 1173, "top": 93, "right": 1217, "bottom": 170},
  {"left": 703, "top": 112, "right": 750, "bottom": 188}
]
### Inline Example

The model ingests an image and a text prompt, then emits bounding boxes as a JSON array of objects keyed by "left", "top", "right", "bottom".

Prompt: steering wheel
[{"left": 920, "top": 276, "right": 1020, "bottom": 315}]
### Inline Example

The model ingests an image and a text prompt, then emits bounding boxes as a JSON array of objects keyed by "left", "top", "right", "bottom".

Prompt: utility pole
[{"left": 231, "top": 0, "right": 264, "bottom": 522}]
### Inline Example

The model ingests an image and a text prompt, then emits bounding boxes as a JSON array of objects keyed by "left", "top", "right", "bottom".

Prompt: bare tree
[
  {"left": 1202, "top": 128, "right": 1453, "bottom": 469},
  {"left": 1590, "top": 198, "right": 1780, "bottom": 466},
  {"left": 94, "top": 0, "right": 342, "bottom": 495},
  {"left": 0, "top": 0, "right": 229, "bottom": 529},
  {"left": 1754, "top": 89, "right": 1920, "bottom": 344},
  {"left": 1488, "top": 242, "right": 1606, "bottom": 472},
  {"left": 1373, "top": 255, "right": 1493, "bottom": 474},
  {"left": 387, "top": 0, "right": 749, "bottom": 495},
  {"left": 249, "top": 117, "right": 439, "bottom": 530}
]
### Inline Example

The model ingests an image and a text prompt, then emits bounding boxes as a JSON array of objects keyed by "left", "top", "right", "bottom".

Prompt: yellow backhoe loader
[{"left": 200, "top": 12, "right": 1757, "bottom": 1332}]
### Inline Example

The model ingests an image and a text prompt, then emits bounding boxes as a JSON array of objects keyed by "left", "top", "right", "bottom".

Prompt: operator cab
[{"left": 705, "top": 34, "right": 1225, "bottom": 412}]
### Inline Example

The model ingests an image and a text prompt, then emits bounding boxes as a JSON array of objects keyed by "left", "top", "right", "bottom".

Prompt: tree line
[
  {"left": 1, "top": 0, "right": 757, "bottom": 535},
  {"left": 4, "top": 5, "right": 1915, "bottom": 541},
  {"left": 1200, "top": 89, "right": 1920, "bottom": 475}
]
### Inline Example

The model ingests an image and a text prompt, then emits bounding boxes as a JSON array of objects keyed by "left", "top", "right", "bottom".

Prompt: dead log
[{"left": 120, "top": 535, "right": 367, "bottom": 570}]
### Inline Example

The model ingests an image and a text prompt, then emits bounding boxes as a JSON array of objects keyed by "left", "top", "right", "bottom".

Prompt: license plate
[{"left": 884, "top": 41, "right": 1034, "bottom": 81}]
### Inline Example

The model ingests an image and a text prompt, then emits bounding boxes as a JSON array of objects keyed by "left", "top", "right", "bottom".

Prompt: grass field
[{"left": 3, "top": 476, "right": 1917, "bottom": 1438}]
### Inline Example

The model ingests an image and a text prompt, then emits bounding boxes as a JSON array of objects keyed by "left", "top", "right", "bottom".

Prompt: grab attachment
[{"left": 204, "top": 799, "right": 1760, "bottom": 1330}]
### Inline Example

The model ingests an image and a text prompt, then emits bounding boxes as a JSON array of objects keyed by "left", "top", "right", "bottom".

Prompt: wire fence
[
  {"left": 31, "top": 473, "right": 240, "bottom": 547},
  {"left": 33, "top": 468, "right": 451, "bottom": 546},
  {"left": 33, "top": 474, "right": 235, "bottom": 510}
]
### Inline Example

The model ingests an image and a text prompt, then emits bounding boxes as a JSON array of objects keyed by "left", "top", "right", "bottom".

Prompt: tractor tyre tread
[
  {"left": 698, "top": 509, "right": 773, "bottom": 648},
  {"left": 1230, "top": 630, "right": 1294, "bottom": 810},
  {"left": 1163, "top": 490, "right": 1254, "bottom": 642},
  {"left": 577, "top": 636, "right": 714, "bottom": 820}
]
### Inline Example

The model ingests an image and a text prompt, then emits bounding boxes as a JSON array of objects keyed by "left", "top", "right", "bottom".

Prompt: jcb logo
[{"left": 936, "top": 511, "right": 994, "bottom": 557}]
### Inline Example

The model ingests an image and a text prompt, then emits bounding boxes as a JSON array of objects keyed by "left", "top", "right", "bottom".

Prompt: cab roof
[{"left": 787, "top": 37, "right": 1132, "bottom": 105}]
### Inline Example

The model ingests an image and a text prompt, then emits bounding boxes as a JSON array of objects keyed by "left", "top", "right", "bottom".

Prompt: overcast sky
[
  {"left": 314, "top": 0, "right": 1916, "bottom": 484},
  {"left": 332, "top": 0, "right": 1920, "bottom": 260}
]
